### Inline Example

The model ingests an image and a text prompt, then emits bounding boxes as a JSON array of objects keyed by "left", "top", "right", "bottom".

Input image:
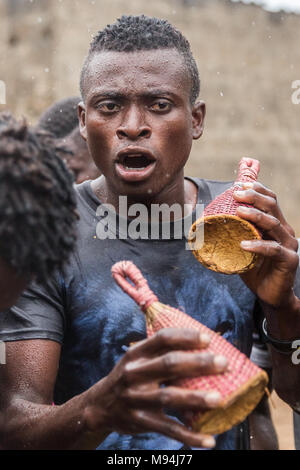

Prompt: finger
[
  {"left": 236, "top": 206, "right": 298, "bottom": 251},
  {"left": 122, "top": 350, "right": 228, "bottom": 384},
  {"left": 126, "top": 328, "right": 211, "bottom": 360},
  {"left": 240, "top": 240, "right": 299, "bottom": 269},
  {"left": 124, "top": 386, "right": 222, "bottom": 411},
  {"left": 237, "top": 182, "right": 296, "bottom": 237},
  {"left": 241, "top": 181, "right": 277, "bottom": 199},
  {"left": 233, "top": 188, "right": 282, "bottom": 220},
  {"left": 283, "top": 222, "right": 296, "bottom": 238},
  {"left": 133, "top": 409, "right": 216, "bottom": 448}
]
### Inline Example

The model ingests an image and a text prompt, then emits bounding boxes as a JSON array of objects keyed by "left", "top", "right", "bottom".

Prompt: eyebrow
[
  {"left": 90, "top": 89, "right": 177, "bottom": 100},
  {"left": 91, "top": 91, "right": 125, "bottom": 100}
]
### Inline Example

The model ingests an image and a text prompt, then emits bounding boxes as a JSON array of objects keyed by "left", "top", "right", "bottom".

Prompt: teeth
[{"left": 125, "top": 166, "right": 146, "bottom": 170}]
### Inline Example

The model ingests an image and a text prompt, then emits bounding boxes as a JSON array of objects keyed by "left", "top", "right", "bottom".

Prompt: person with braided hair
[
  {"left": 0, "top": 111, "right": 78, "bottom": 311},
  {"left": 38, "top": 97, "right": 100, "bottom": 184}
]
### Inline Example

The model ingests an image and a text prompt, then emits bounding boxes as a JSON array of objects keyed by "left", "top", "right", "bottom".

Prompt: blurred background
[{"left": 0, "top": 0, "right": 299, "bottom": 449}]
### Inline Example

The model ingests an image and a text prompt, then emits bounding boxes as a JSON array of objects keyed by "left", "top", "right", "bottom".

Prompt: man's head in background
[
  {"left": 0, "top": 112, "right": 78, "bottom": 310},
  {"left": 38, "top": 97, "right": 101, "bottom": 184}
]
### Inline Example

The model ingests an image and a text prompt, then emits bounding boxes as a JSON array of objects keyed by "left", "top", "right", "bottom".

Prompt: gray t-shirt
[{"left": 0, "top": 177, "right": 264, "bottom": 450}]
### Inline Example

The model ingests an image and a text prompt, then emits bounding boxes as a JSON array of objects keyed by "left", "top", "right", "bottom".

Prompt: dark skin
[
  {"left": 61, "top": 128, "right": 101, "bottom": 184},
  {"left": 0, "top": 48, "right": 299, "bottom": 450},
  {"left": 79, "top": 50, "right": 204, "bottom": 213},
  {"left": 0, "top": 331, "right": 227, "bottom": 449},
  {"left": 235, "top": 182, "right": 300, "bottom": 407},
  {"left": 0, "top": 49, "right": 225, "bottom": 450}
]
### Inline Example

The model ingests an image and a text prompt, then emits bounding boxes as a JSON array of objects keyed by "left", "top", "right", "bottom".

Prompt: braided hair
[{"left": 0, "top": 112, "right": 78, "bottom": 283}]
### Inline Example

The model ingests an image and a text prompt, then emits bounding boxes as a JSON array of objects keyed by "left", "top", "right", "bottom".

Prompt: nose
[{"left": 116, "top": 106, "right": 151, "bottom": 140}]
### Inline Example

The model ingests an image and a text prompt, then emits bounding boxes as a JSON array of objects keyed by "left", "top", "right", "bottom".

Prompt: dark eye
[
  {"left": 97, "top": 102, "right": 120, "bottom": 113},
  {"left": 150, "top": 100, "right": 172, "bottom": 112}
]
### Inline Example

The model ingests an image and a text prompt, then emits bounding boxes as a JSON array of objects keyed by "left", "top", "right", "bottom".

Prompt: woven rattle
[
  {"left": 111, "top": 260, "right": 268, "bottom": 435},
  {"left": 189, "top": 157, "right": 261, "bottom": 274}
]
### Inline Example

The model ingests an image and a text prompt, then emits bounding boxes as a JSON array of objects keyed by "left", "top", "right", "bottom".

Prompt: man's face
[
  {"left": 79, "top": 48, "right": 205, "bottom": 200},
  {"left": 0, "top": 258, "right": 28, "bottom": 311}
]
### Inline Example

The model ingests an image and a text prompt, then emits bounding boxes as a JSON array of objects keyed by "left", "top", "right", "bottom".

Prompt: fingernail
[
  {"left": 238, "top": 206, "right": 251, "bottom": 214},
  {"left": 199, "top": 333, "right": 211, "bottom": 346},
  {"left": 241, "top": 240, "right": 252, "bottom": 248},
  {"left": 202, "top": 436, "right": 216, "bottom": 448},
  {"left": 206, "top": 391, "right": 221, "bottom": 406},
  {"left": 235, "top": 190, "right": 244, "bottom": 197},
  {"left": 243, "top": 182, "right": 253, "bottom": 189},
  {"left": 214, "top": 355, "right": 228, "bottom": 371}
]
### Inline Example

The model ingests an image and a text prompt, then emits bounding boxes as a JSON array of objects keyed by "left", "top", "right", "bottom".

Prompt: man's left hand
[{"left": 233, "top": 181, "right": 299, "bottom": 309}]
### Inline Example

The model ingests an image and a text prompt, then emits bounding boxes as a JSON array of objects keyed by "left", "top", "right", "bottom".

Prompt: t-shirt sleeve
[{"left": 0, "top": 273, "right": 66, "bottom": 344}]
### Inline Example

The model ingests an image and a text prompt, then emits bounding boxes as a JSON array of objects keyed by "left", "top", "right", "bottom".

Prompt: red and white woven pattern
[
  {"left": 112, "top": 260, "right": 262, "bottom": 402},
  {"left": 203, "top": 157, "right": 260, "bottom": 218},
  {"left": 146, "top": 304, "right": 261, "bottom": 401}
]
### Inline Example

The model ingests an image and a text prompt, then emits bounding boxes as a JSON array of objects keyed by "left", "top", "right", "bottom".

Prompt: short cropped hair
[
  {"left": 0, "top": 112, "right": 78, "bottom": 283},
  {"left": 38, "top": 96, "right": 81, "bottom": 139},
  {"left": 80, "top": 15, "right": 200, "bottom": 104}
]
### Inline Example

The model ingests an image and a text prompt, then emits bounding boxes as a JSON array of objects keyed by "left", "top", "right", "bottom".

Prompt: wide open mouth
[{"left": 117, "top": 151, "right": 156, "bottom": 171}]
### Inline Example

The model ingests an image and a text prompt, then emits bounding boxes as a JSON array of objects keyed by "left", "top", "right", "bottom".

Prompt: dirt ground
[{"left": 270, "top": 391, "right": 295, "bottom": 450}]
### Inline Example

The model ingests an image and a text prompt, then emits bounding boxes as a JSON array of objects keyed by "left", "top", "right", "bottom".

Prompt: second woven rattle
[
  {"left": 189, "top": 157, "right": 261, "bottom": 274},
  {"left": 112, "top": 260, "right": 268, "bottom": 435}
]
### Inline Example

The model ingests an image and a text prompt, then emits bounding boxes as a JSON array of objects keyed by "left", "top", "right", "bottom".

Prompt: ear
[
  {"left": 78, "top": 101, "right": 87, "bottom": 141},
  {"left": 191, "top": 100, "right": 206, "bottom": 140}
]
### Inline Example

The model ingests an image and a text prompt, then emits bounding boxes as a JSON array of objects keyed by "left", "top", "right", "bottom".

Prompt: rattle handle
[{"left": 111, "top": 261, "right": 158, "bottom": 312}]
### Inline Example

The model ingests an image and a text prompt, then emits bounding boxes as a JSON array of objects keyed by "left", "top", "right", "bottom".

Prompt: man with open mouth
[{"left": 1, "top": 15, "right": 300, "bottom": 451}]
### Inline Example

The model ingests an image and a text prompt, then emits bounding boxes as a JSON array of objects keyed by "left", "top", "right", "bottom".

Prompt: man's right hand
[{"left": 83, "top": 328, "right": 228, "bottom": 449}]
